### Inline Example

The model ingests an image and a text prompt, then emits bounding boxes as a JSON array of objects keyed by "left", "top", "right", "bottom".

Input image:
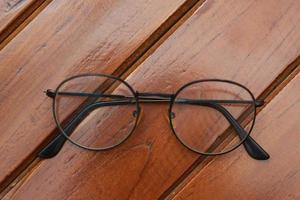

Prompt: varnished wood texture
[
  {"left": 0, "top": 0, "right": 32, "bottom": 32},
  {"left": 0, "top": 0, "right": 192, "bottom": 192},
  {"left": 173, "top": 72, "right": 300, "bottom": 200},
  {"left": 1, "top": 0, "right": 300, "bottom": 199},
  {"left": 0, "top": 0, "right": 50, "bottom": 46}
]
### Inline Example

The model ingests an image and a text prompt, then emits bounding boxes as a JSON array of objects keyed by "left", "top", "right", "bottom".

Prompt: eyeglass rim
[
  {"left": 168, "top": 78, "right": 257, "bottom": 156},
  {"left": 52, "top": 73, "right": 140, "bottom": 151},
  {"left": 52, "top": 73, "right": 257, "bottom": 155}
]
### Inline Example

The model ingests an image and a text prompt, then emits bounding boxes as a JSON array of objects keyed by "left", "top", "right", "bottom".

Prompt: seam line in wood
[
  {"left": 0, "top": 158, "right": 40, "bottom": 200},
  {"left": 160, "top": 55, "right": 300, "bottom": 200},
  {"left": 112, "top": 0, "right": 206, "bottom": 80},
  {"left": 0, "top": 0, "right": 206, "bottom": 197},
  {"left": 0, "top": 0, "right": 53, "bottom": 51}
]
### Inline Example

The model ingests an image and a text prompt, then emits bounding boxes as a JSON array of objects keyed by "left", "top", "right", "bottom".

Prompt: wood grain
[
  {"left": 3, "top": 0, "right": 300, "bottom": 199},
  {"left": 0, "top": 0, "right": 50, "bottom": 46},
  {"left": 172, "top": 71, "right": 300, "bottom": 200},
  {"left": 0, "top": 0, "right": 191, "bottom": 192},
  {"left": 0, "top": 0, "right": 32, "bottom": 32}
]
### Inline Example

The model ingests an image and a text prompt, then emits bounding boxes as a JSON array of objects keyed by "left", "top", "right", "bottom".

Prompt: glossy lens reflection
[
  {"left": 54, "top": 74, "right": 138, "bottom": 150},
  {"left": 170, "top": 80, "right": 255, "bottom": 154}
]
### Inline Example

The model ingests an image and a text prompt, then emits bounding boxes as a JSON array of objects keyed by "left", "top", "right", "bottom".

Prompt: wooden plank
[
  {"left": 3, "top": 0, "right": 300, "bottom": 199},
  {"left": 0, "top": 0, "right": 49, "bottom": 45},
  {"left": 163, "top": 58, "right": 300, "bottom": 200},
  {"left": 172, "top": 71, "right": 300, "bottom": 200},
  {"left": 0, "top": 0, "right": 32, "bottom": 31},
  {"left": 0, "top": 0, "right": 193, "bottom": 192}
]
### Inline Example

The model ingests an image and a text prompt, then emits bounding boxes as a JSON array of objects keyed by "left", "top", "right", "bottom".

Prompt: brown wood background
[{"left": 0, "top": 0, "right": 299, "bottom": 199}]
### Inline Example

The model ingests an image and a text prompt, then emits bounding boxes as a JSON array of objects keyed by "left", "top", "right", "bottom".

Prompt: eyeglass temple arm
[
  {"left": 184, "top": 101, "right": 269, "bottom": 160},
  {"left": 39, "top": 100, "right": 133, "bottom": 158},
  {"left": 39, "top": 90, "right": 269, "bottom": 160},
  {"left": 138, "top": 93, "right": 269, "bottom": 160}
]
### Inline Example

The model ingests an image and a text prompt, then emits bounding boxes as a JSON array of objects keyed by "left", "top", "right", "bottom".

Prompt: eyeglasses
[{"left": 39, "top": 74, "right": 270, "bottom": 160}]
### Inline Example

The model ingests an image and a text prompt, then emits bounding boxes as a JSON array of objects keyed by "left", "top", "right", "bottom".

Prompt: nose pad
[
  {"left": 170, "top": 112, "right": 176, "bottom": 119},
  {"left": 133, "top": 106, "right": 143, "bottom": 126},
  {"left": 132, "top": 110, "right": 139, "bottom": 117},
  {"left": 132, "top": 106, "right": 142, "bottom": 118},
  {"left": 164, "top": 111, "right": 176, "bottom": 122}
]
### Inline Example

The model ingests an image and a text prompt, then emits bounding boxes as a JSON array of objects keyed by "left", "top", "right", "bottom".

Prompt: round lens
[
  {"left": 54, "top": 74, "right": 138, "bottom": 150},
  {"left": 170, "top": 80, "right": 255, "bottom": 155}
]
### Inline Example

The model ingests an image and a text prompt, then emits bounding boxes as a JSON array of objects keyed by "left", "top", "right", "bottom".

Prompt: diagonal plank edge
[
  {"left": 3, "top": 0, "right": 300, "bottom": 199},
  {"left": 0, "top": 0, "right": 38, "bottom": 35},
  {"left": 257, "top": 55, "right": 300, "bottom": 102},
  {"left": 0, "top": 0, "right": 52, "bottom": 49},
  {"left": 0, "top": 0, "right": 201, "bottom": 193},
  {"left": 110, "top": 0, "right": 204, "bottom": 80},
  {"left": 172, "top": 70, "right": 300, "bottom": 200},
  {"left": 162, "top": 61, "right": 300, "bottom": 200}
]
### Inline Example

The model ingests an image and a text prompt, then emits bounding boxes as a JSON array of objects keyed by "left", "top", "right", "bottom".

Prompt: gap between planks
[
  {"left": 0, "top": 0, "right": 207, "bottom": 198},
  {"left": 0, "top": 158, "right": 41, "bottom": 200},
  {"left": 0, "top": 0, "right": 53, "bottom": 50},
  {"left": 160, "top": 56, "right": 300, "bottom": 200}
]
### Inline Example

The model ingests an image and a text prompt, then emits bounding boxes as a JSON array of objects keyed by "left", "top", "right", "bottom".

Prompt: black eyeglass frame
[
  {"left": 39, "top": 73, "right": 270, "bottom": 160},
  {"left": 170, "top": 79, "right": 256, "bottom": 156}
]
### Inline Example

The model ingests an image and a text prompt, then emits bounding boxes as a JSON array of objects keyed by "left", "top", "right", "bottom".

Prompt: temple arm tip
[
  {"left": 255, "top": 100, "right": 265, "bottom": 107},
  {"left": 44, "top": 89, "right": 56, "bottom": 98},
  {"left": 38, "top": 134, "right": 67, "bottom": 159},
  {"left": 243, "top": 136, "right": 270, "bottom": 160},
  {"left": 38, "top": 148, "right": 60, "bottom": 159}
]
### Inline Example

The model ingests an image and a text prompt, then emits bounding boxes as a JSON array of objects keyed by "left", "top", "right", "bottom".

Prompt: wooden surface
[
  {"left": 0, "top": 0, "right": 32, "bottom": 32},
  {"left": 173, "top": 71, "right": 300, "bottom": 200},
  {"left": 0, "top": 0, "right": 192, "bottom": 192},
  {"left": 1, "top": 0, "right": 300, "bottom": 199},
  {"left": 0, "top": 0, "right": 49, "bottom": 46}
]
